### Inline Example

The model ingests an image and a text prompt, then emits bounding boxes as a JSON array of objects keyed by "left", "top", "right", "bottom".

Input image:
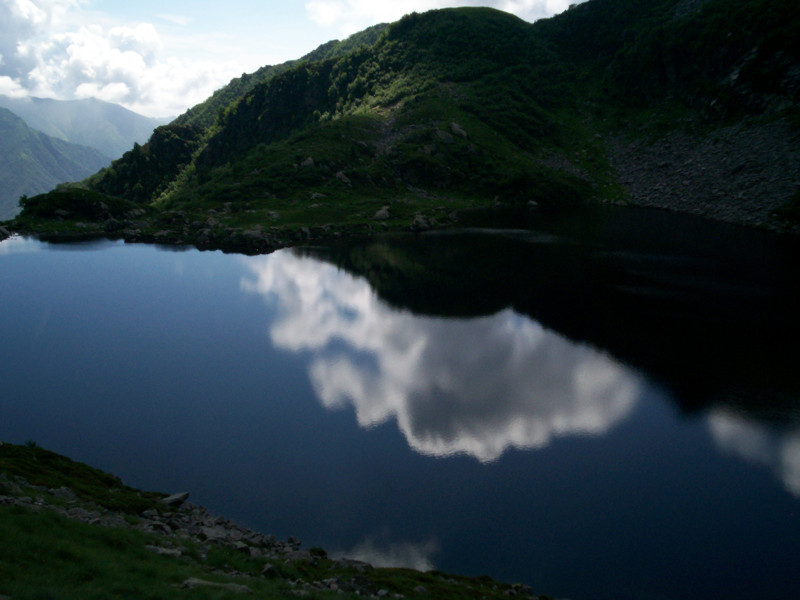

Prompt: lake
[{"left": 2, "top": 206, "right": 799, "bottom": 600}]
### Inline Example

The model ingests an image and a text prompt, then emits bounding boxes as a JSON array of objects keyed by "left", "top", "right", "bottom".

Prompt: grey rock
[
  {"left": 451, "top": 122, "right": 467, "bottom": 138},
  {"left": 48, "top": 486, "right": 76, "bottom": 500},
  {"left": 301, "top": 156, "right": 315, "bottom": 168},
  {"left": 285, "top": 550, "right": 314, "bottom": 564},
  {"left": 181, "top": 578, "right": 252, "bottom": 594},
  {"left": 374, "top": 206, "right": 390, "bottom": 220},
  {"left": 333, "top": 557, "right": 374, "bottom": 572},
  {"left": 161, "top": 492, "right": 189, "bottom": 507},
  {"left": 68, "top": 507, "right": 100, "bottom": 521},
  {"left": 145, "top": 545, "right": 182, "bottom": 558},
  {"left": 512, "top": 583, "right": 534, "bottom": 596},
  {"left": 233, "top": 541, "right": 252, "bottom": 554},
  {"left": 435, "top": 129, "right": 454, "bottom": 143},
  {"left": 412, "top": 214, "right": 432, "bottom": 230},
  {"left": 261, "top": 563, "right": 281, "bottom": 578},
  {"left": 199, "top": 525, "right": 228, "bottom": 542}
]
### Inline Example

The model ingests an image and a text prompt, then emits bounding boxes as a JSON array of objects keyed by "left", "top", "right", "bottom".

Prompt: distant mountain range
[
  {"left": 0, "top": 96, "right": 166, "bottom": 219},
  {"left": 0, "top": 96, "right": 167, "bottom": 160},
  {"left": 7, "top": 0, "right": 800, "bottom": 241},
  {"left": 0, "top": 108, "right": 111, "bottom": 220}
]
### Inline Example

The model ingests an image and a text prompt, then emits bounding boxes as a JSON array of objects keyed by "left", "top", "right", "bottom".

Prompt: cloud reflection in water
[
  {"left": 241, "top": 251, "right": 643, "bottom": 462},
  {"left": 708, "top": 409, "right": 800, "bottom": 497}
]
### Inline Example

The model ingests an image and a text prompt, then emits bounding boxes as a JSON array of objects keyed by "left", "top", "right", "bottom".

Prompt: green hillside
[
  {"left": 7, "top": 0, "right": 800, "bottom": 246},
  {"left": 0, "top": 108, "right": 111, "bottom": 220},
  {"left": 174, "top": 23, "right": 389, "bottom": 131}
]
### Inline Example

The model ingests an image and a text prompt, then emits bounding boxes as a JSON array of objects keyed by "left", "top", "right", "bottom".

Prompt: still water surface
[{"left": 2, "top": 207, "right": 799, "bottom": 600}]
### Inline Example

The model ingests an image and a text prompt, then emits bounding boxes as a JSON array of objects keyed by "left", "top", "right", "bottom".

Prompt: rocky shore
[
  {"left": 607, "top": 116, "right": 800, "bottom": 234},
  {"left": 0, "top": 454, "right": 544, "bottom": 600}
]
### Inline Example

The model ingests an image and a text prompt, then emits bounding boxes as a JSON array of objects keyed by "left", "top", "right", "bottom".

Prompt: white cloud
[
  {"left": 708, "top": 408, "right": 800, "bottom": 497},
  {"left": 0, "top": 0, "right": 242, "bottom": 117},
  {"left": 241, "top": 250, "right": 642, "bottom": 463},
  {"left": 0, "top": 235, "right": 42, "bottom": 255},
  {"left": 0, "top": 75, "right": 28, "bottom": 97}
]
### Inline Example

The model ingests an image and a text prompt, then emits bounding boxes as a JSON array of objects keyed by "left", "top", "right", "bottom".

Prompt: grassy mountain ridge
[
  {"left": 0, "top": 108, "right": 110, "bottom": 220},
  {"left": 163, "top": 8, "right": 592, "bottom": 214},
  {"left": 8, "top": 0, "right": 800, "bottom": 243},
  {"left": 173, "top": 24, "right": 389, "bottom": 131}
]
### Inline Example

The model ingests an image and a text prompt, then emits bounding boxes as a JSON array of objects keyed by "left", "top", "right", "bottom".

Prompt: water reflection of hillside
[{"left": 300, "top": 207, "right": 800, "bottom": 421}]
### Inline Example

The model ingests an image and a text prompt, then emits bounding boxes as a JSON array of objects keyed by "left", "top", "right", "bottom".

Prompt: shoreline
[{"left": 0, "top": 442, "right": 548, "bottom": 600}]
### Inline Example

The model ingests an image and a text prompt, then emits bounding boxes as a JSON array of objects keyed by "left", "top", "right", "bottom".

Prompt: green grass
[
  {"left": 0, "top": 443, "right": 164, "bottom": 514},
  {"left": 0, "top": 505, "right": 285, "bottom": 600}
]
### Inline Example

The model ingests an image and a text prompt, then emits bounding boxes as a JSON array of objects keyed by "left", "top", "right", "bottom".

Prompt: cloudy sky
[{"left": 0, "top": 0, "right": 581, "bottom": 118}]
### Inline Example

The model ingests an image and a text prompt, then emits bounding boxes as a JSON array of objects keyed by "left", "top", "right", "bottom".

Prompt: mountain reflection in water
[{"left": 241, "top": 251, "right": 642, "bottom": 462}]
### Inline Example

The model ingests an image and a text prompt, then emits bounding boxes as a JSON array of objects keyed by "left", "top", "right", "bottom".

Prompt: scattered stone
[
  {"left": 436, "top": 129, "right": 454, "bottom": 143},
  {"left": 300, "top": 156, "right": 315, "bottom": 168},
  {"left": 374, "top": 206, "right": 391, "bottom": 220},
  {"left": 233, "top": 541, "right": 253, "bottom": 555},
  {"left": 512, "top": 583, "right": 534, "bottom": 596},
  {"left": 284, "top": 549, "right": 315, "bottom": 564},
  {"left": 451, "top": 122, "right": 467, "bottom": 138},
  {"left": 261, "top": 563, "right": 281, "bottom": 579},
  {"left": 333, "top": 558, "right": 374, "bottom": 572},
  {"left": 145, "top": 545, "right": 182, "bottom": 558},
  {"left": 161, "top": 492, "right": 189, "bottom": 507},
  {"left": 606, "top": 117, "right": 800, "bottom": 233},
  {"left": 336, "top": 171, "right": 352, "bottom": 185},
  {"left": 48, "top": 486, "right": 76, "bottom": 501},
  {"left": 413, "top": 585, "right": 428, "bottom": 594},
  {"left": 181, "top": 578, "right": 252, "bottom": 594},
  {"left": 199, "top": 525, "right": 229, "bottom": 542}
]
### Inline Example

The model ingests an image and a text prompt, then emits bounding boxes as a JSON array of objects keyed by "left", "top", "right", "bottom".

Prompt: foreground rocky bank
[{"left": 0, "top": 442, "right": 552, "bottom": 600}]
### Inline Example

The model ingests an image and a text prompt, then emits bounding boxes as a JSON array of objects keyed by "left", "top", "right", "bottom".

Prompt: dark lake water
[{"left": 2, "top": 206, "right": 799, "bottom": 600}]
